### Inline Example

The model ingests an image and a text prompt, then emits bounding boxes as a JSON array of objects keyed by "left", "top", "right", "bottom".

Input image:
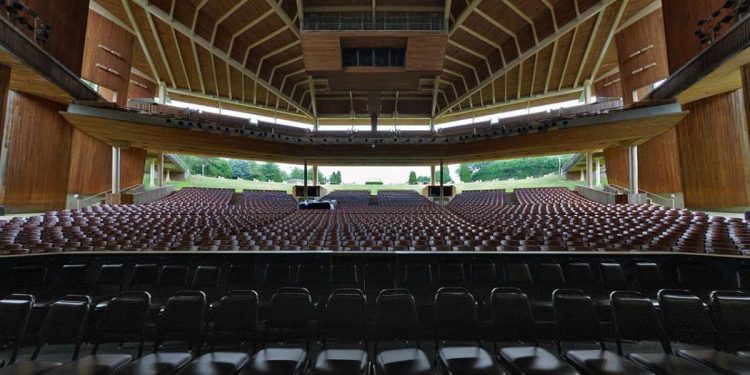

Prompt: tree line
[
  {"left": 456, "top": 155, "right": 573, "bottom": 182},
  {"left": 180, "top": 155, "right": 343, "bottom": 184}
]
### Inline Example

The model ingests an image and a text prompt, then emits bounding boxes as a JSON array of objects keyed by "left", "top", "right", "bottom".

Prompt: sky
[{"left": 276, "top": 164, "right": 459, "bottom": 184}]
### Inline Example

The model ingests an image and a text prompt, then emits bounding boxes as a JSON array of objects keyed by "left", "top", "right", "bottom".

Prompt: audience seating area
[
  {"left": 1, "top": 254, "right": 750, "bottom": 374},
  {"left": 0, "top": 187, "right": 747, "bottom": 255}
]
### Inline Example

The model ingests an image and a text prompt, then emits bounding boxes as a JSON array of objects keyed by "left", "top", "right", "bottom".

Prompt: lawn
[{"left": 144, "top": 174, "right": 600, "bottom": 194}]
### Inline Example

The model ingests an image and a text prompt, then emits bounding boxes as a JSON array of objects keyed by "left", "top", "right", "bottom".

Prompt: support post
[
  {"left": 595, "top": 159, "right": 601, "bottom": 187},
  {"left": 580, "top": 170, "right": 585, "bottom": 181},
  {"left": 430, "top": 165, "right": 436, "bottom": 185},
  {"left": 583, "top": 79, "right": 593, "bottom": 104},
  {"left": 303, "top": 159, "right": 308, "bottom": 201},
  {"left": 312, "top": 164, "right": 318, "bottom": 186},
  {"left": 166, "top": 169, "right": 171, "bottom": 182},
  {"left": 628, "top": 145, "right": 639, "bottom": 193},
  {"left": 157, "top": 82, "right": 167, "bottom": 104},
  {"left": 157, "top": 153, "right": 164, "bottom": 187},
  {"left": 586, "top": 152, "right": 594, "bottom": 188},
  {"left": 149, "top": 159, "right": 156, "bottom": 188},
  {"left": 111, "top": 146, "right": 121, "bottom": 194},
  {"left": 439, "top": 159, "right": 444, "bottom": 206}
]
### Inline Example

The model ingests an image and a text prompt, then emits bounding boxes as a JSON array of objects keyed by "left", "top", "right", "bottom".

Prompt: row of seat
[
  {"left": 3, "top": 285, "right": 750, "bottom": 374},
  {"left": 0, "top": 187, "right": 748, "bottom": 255}
]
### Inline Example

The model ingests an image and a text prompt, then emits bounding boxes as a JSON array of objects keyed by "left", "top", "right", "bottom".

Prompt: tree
[
  {"left": 228, "top": 159, "right": 257, "bottom": 180},
  {"left": 408, "top": 171, "right": 418, "bottom": 184},
  {"left": 435, "top": 169, "right": 452, "bottom": 184},
  {"left": 458, "top": 164, "right": 473, "bottom": 182},
  {"left": 329, "top": 171, "right": 342, "bottom": 184},
  {"left": 417, "top": 176, "right": 430, "bottom": 183},
  {"left": 318, "top": 173, "right": 329, "bottom": 184},
  {"left": 257, "top": 162, "right": 287, "bottom": 182}
]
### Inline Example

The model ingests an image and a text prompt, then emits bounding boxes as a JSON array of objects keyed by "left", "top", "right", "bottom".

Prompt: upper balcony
[{"left": 303, "top": 10, "right": 445, "bottom": 32}]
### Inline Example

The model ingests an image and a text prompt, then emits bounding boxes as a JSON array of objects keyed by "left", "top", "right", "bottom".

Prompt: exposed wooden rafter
[
  {"left": 145, "top": 12, "right": 176, "bottom": 88},
  {"left": 132, "top": 0, "right": 312, "bottom": 117},
  {"left": 436, "top": 0, "right": 616, "bottom": 118}
]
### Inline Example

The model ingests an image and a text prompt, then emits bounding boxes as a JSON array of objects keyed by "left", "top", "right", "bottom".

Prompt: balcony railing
[
  {"left": 303, "top": 11, "right": 444, "bottom": 32},
  {"left": 1, "top": 0, "right": 49, "bottom": 45}
]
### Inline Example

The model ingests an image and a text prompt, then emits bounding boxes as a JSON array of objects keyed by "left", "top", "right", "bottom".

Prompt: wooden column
[
  {"left": 585, "top": 152, "right": 594, "bottom": 188},
  {"left": 0, "top": 64, "right": 11, "bottom": 210},
  {"left": 1, "top": 92, "right": 73, "bottom": 213},
  {"left": 312, "top": 165, "right": 318, "bottom": 186},
  {"left": 676, "top": 90, "right": 750, "bottom": 211},
  {"left": 603, "top": 8, "right": 682, "bottom": 195}
]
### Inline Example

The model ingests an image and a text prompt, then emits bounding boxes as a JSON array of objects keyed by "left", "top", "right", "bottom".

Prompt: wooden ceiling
[{"left": 93, "top": 0, "right": 660, "bottom": 124}]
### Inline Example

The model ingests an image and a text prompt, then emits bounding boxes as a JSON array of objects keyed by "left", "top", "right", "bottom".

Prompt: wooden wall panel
[
  {"left": 3, "top": 92, "right": 72, "bottom": 213},
  {"left": 637, "top": 128, "right": 683, "bottom": 193},
  {"left": 81, "top": 11, "right": 135, "bottom": 106},
  {"left": 614, "top": 9, "right": 669, "bottom": 105},
  {"left": 68, "top": 129, "right": 146, "bottom": 195},
  {"left": 405, "top": 34, "right": 447, "bottom": 73},
  {"left": 662, "top": 0, "right": 725, "bottom": 74},
  {"left": 603, "top": 146, "right": 629, "bottom": 188},
  {"left": 301, "top": 34, "right": 342, "bottom": 72},
  {"left": 127, "top": 76, "right": 156, "bottom": 101},
  {"left": 67, "top": 129, "right": 111, "bottom": 195},
  {"left": 602, "top": 129, "right": 683, "bottom": 194},
  {"left": 676, "top": 90, "right": 750, "bottom": 211},
  {"left": 594, "top": 72, "right": 622, "bottom": 99},
  {"left": 22, "top": 0, "right": 90, "bottom": 75},
  {"left": 0, "top": 64, "right": 10, "bottom": 151},
  {"left": 121, "top": 147, "right": 147, "bottom": 188}
]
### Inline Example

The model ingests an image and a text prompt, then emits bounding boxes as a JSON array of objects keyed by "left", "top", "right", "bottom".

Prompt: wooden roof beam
[
  {"left": 191, "top": 0, "right": 209, "bottom": 32},
  {"left": 121, "top": 0, "right": 160, "bottom": 82},
  {"left": 449, "top": 0, "right": 482, "bottom": 37},
  {"left": 227, "top": 9, "right": 274, "bottom": 57},
  {"left": 544, "top": 39, "right": 558, "bottom": 93},
  {"left": 616, "top": 0, "right": 660, "bottom": 33},
  {"left": 211, "top": 0, "right": 247, "bottom": 45},
  {"left": 447, "top": 40, "right": 493, "bottom": 75},
  {"left": 444, "top": 0, "right": 452, "bottom": 30},
  {"left": 436, "top": 0, "right": 616, "bottom": 117},
  {"left": 574, "top": 9, "right": 604, "bottom": 87},
  {"left": 458, "top": 24, "right": 507, "bottom": 65},
  {"left": 443, "top": 68, "right": 470, "bottom": 92},
  {"left": 265, "top": 0, "right": 300, "bottom": 38},
  {"left": 170, "top": 26, "right": 191, "bottom": 91},
  {"left": 191, "top": 41, "right": 206, "bottom": 94},
  {"left": 445, "top": 55, "right": 481, "bottom": 85},
  {"left": 132, "top": 0, "right": 312, "bottom": 117},
  {"left": 269, "top": 55, "right": 304, "bottom": 85},
  {"left": 540, "top": 0, "right": 558, "bottom": 31},
  {"left": 474, "top": 8, "right": 519, "bottom": 59},
  {"left": 242, "top": 27, "right": 292, "bottom": 67},
  {"left": 590, "top": 0, "right": 628, "bottom": 81},
  {"left": 502, "top": 0, "right": 538, "bottom": 44},
  {"left": 307, "top": 77, "right": 318, "bottom": 123},
  {"left": 146, "top": 12, "right": 177, "bottom": 88},
  {"left": 558, "top": 26, "right": 578, "bottom": 91}
]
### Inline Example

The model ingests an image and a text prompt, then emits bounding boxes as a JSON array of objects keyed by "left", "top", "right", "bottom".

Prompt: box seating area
[
  {"left": 448, "top": 190, "right": 506, "bottom": 207},
  {"left": 320, "top": 190, "right": 372, "bottom": 206},
  {"left": 377, "top": 190, "right": 433, "bottom": 206},
  {"left": 2, "top": 253, "right": 750, "bottom": 374},
  {"left": 0, "top": 187, "right": 747, "bottom": 255}
]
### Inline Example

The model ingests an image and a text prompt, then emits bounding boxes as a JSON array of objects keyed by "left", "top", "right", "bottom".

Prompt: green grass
[
  {"left": 143, "top": 175, "right": 293, "bottom": 193},
  {"left": 144, "top": 174, "right": 603, "bottom": 194}
]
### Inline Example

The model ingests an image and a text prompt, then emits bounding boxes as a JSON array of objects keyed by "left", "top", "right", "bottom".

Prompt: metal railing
[
  {"left": 303, "top": 11, "right": 444, "bottom": 31},
  {"left": 608, "top": 183, "right": 677, "bottom": 209}
]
